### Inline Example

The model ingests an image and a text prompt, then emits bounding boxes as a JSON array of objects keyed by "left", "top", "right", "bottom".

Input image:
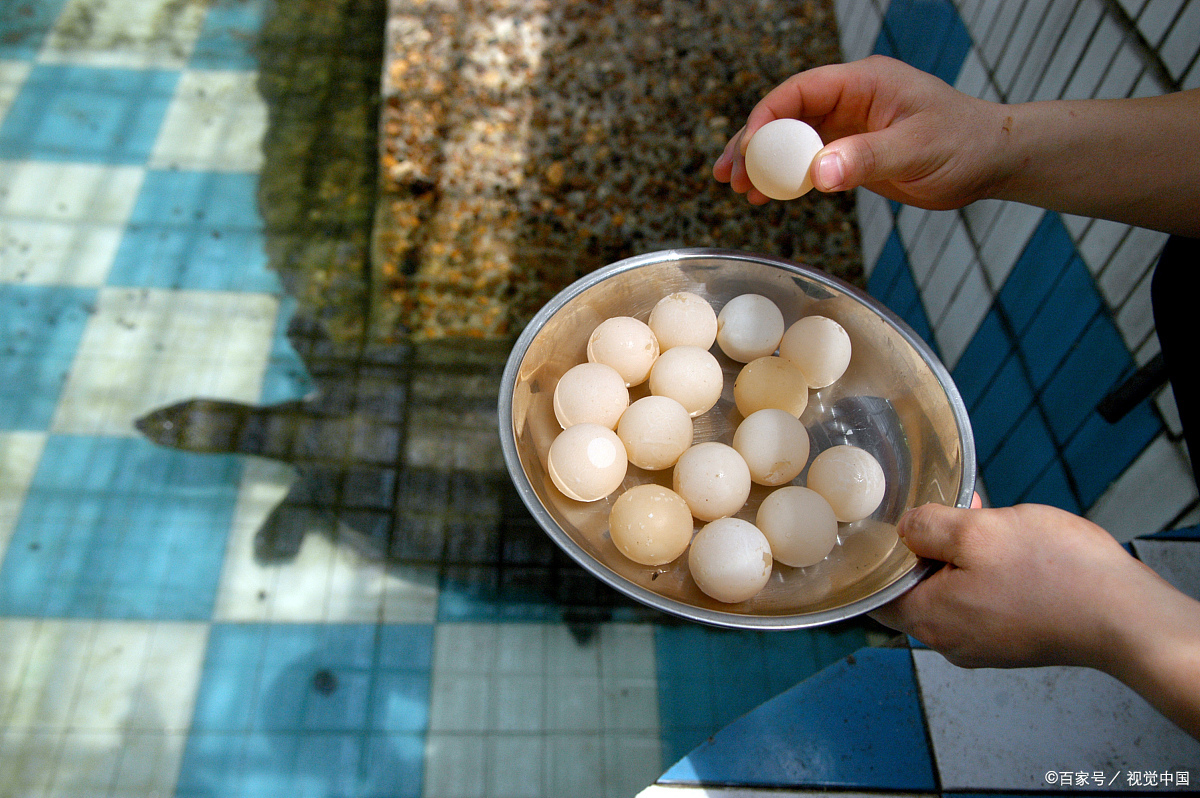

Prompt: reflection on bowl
[{"left": 499, "top": 249, "right": 975, "bottom": 629}]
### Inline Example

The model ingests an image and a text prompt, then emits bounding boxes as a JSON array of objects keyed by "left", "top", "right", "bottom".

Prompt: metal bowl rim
[{"left": 498, "top": 247, "right": 975, "bottom": 630}]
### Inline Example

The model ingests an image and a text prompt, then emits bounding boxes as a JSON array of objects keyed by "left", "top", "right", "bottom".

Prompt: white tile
[
  {"left": 842, "top": 2, "right": 882, "bottom": 63},
  {"left": 1185, "top": 53, "right": 1200, "bottom": 89},
  {"left": 1161, "top": 1, "right": 1200, "bottom": 79},
  {"left": 1118, "top": 0, "right": 1149, "bottom": 17},
  {"left": 934, "top": 259, "right": 992, "bottom": 371},
  {"left": 904, "top": 209, "right": 958, "bottom": 288},
  {"left": 968, "top": 0, "right": 1006, "bottom": 36},
  {"left": 1063, "top": 11, "right": 1126, "bottom": 99},
  {"left": 953, "top": 47, "right": 992, "bottom": 99},
  {"left": 212, "top": 453, "right": 424, "bottom": 624},
  {"left": 2, "top": 620, "right": 95, "bottom": 730},
  {"left": 110, "top": 730, "right": 187, "bottom": 797},
  {"left": 1156, "top": 381, "right": 1185, "bottom": 437},
  {"left": 487, "top": 735, "right": 544, "bottom": 798},
  {"left": 51, "top": 288, "right": 279, "bottom": 436},
  {"left": 38, "top": 0, "right": 209, "bottom": 69},
  {"left": 601, "top": 676, "right": 658, "bottom": 732},
  {"left": 1030, "top": 0, "right": 1105, "bottom": 101},
  {"left": 598, "top": 623, "right": 656, "bottom": 678},
  {"left": 433, "top": 623, "right": 499, "bottom": 675},
  {"left": 606, "top": 734, "right": 662, "bottom": 798},
  {"left": 919, "top": 222, "right": 974, "bottom": 324},
  {"left": 961, "top": 197, "right": 1004, "bottom": 246},
  {"left": 995, "top": 2, "right": 1054, "bottom": 98},
  {"left": 1060, "top": 212, "right": 1093, "bottom": 242},
  {"left": 495, "top": 624, "right": 547, "bottom": 675},
  {"left": 1132, "top": 539, "right": 1200, "bottom": 601},
  {"left": 544, "top": 734, "right": 603, "bottom": 797},
  {"left": 1077, "top": 217, "right": 1130, "bottom": 275},
  {"left": 0, "top": 432, "right": 45, "bottom": 555},
  {"left": 855, "top": 188, "right": 892, "bottom": 276},
  {"left": 637, "top": 791, "right": 932, "bottom": 798},
  {"left": 1088, "top": 435, "right": 1199, "bottom": 540},
  {"left": 429, "top": 672, "right": 492, "bottom": 732},
  {"left": 1135, "top": 329, "right": 1160, "bottom": 367},
  {"left": 977, "top": 201, "right": 1044, "bottom": 289},
  {"left": 1136, "top": 0, "right": 1186, "bottom": 46},
  {"left": 1095, "top": 43, "right": 1146, "bottom": 98},
  {"left": 1132, "top": 67, "right": 1169, "bottom": 98},
  {"left": 0, "top": 161, "right": 145, "bottom": 286},
  {"left": 979, "top": 0, "right": 1024, "bottom": 71},
  {"left": 1114, "top": 266, "right": 1156, "bottom": 352},
  {"left": 0, "top": 728, "right": 60, "bottom": 795},
  {"left": 422, "top": 733, "right": 487, "bottom": 798},
  {"left": 913, "top": 649, "right": 1200, "bottom": 791},
  {"left": 493, "top": 675, "right": 545, "bottom": 732},
  {"left": 546, "top": 676, "right": 602, "bottom": 731},
  {"left": 545, "top": 624, "right": 601, "bottom": 677},
  {"left": 150, "top": 70, "right": 268, "bottom": 173},
  {"left": 0, "top": 61, "right": 32, "bottom": 123},
  {"left": 1097, "top": 226, "right": 1167, "bottom": 311}
]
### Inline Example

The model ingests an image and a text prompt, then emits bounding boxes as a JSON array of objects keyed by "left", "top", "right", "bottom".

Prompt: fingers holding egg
[{"left": 743, "top": 118, "right": 824, "bottom": 201}]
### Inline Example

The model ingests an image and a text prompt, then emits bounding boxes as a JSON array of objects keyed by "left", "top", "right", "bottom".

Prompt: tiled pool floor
[{"left": 0, "top": 2, "right": 878, "bottom": 796}]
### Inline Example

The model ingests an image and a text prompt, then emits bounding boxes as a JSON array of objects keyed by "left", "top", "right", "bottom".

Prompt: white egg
[
  {"left": 608, "top": 484, "right": 694, "bottom": 565},
  {"left": 648, "top": 292, "right": 718, "bottom": 351},
  {"left": 731, "top": 408, "right": 811, "bottom": 486},
  {"left": 547, "top": 423, "right": 628, "bottom": 502},
  {"left": 587, "top": 316, "right": 660, "bottom": 386},
  {"left": 688, "top": 517, "right": 773, "bottom": 603},
  {"left": 617, "top": 395, "right": 693, "bottom": 470},
  {"left": 553, "top": 362, "right": 629, "bottom": 429},
  {"left": 672, "top": 442, "right": 752, "bottom": 522},
  {"left": 732, "top": 356, "right": 809, "bottom": 418},
  {"left": 755, "top": 486, "right": 838, "bottom": 567},
  {"left": 715, "top": 294, "right": 785, "bottom": 362},
  {"left": 779, "top": 315, "right": 852, "bottom": 389},
  {"left": 648, "top": 345, "right": 724, "bottom": 417},
  {"left": 806, "top": 445, "right": 886, "bottom": 522},
  {"left": 744, "top": 118, "right": 824, "bottom": 201}
]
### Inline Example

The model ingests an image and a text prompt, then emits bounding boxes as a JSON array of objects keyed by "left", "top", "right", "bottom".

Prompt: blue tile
[
  {"left": 0, "top": 284, "right": 95, "bottom": 431},
  {"left": 952, "top": 308, "right": 1014, "bottom": 409},
  {"left": 1039, "top": 314, "right": 1137, "bottom": 443},
  {"left": 659, "top": 648, "right": 936, "bottom": 790},
  {"left": 183, "top": 623, "right": 433, "bottom": 796},
  {"left": 981, "top": 409, "right": 1057, "bottom": 506},
  {"left": 997, "top": 212, "right": 1075, "bottom": 336},
  {"left": 1019, "top": 458, "right": 1083, "bottom": 514},
  {"left": 969, "top": 354, "right": 1034, "bottom": 464},
  {"left": 655, "top": 624, "right": 866, "bottom": 766},
  {"left": 875, "top": 0, "right": 973, "bottom": 84},
  {"left": 0, "top": 0, "right": 69, "bottom": 59},
  {"left": 191, "top": 0, "right": 269, "bottom": 69},
  {"left": 1064, "top": 402, "right": 1161, "bottom": 507},
  {"left": 867, "top": 229, "right": 907, "bottom": 302},
  {"left": 107, "top": 170, "right": 280, "bottom": 293},
  {"left": 0, "top": 435, "right": 240, "bottom": 619},
  {"left": 0, "top": 65, "right": 178, "bottom": 163},
  {"left": 1020, "top": 256, "right": 1103, "bottom": 389}
]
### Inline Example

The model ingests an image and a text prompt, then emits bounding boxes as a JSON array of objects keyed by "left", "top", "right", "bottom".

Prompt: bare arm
[
  {"left": 714, "top": 56, "right": 1200, "bottom": 236},
  {"left": 872, "top": 503, "right": 1200, "bottom": 739}
]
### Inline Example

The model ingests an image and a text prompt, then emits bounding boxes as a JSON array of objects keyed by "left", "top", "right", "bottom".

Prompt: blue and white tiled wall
[{"left": 837, "top": 0, "right": 1200, "bottom": 538}]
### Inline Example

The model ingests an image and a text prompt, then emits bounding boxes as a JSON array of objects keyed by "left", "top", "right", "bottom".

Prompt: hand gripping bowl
[{"left": 499, "top": 249, "right": 975, "bottom": 629}]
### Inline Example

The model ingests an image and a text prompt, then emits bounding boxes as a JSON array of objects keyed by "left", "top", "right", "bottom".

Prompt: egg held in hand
[{"left": 744, "top": 118, "right": 824, "bottom": 201}]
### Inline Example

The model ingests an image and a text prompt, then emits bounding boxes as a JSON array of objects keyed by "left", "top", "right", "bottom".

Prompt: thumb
[
  {"left": 897, "top": 503, "right": 971, "bottom": 565},
  {"left": 811, "top": 125, "right": 920, "bottom": 193}
]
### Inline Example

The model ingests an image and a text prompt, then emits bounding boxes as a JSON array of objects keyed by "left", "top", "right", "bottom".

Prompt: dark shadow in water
[{"left": 136, "top": 0, "right": 862, "bottom": 633}]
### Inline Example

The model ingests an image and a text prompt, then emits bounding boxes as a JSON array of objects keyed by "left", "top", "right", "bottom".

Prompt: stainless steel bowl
[{"left": 499, "top": 248, "right": 975, "bottom": 629}]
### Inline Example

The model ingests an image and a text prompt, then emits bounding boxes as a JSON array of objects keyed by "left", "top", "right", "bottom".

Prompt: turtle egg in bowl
[{"left": 547, "top": 423, "right": 628, "bottom": 502}]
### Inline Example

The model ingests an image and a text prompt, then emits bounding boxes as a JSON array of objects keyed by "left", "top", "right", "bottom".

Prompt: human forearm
[
  {"left": 989, "top": 91, "right": 1200, "bottom": 236},
  {"left": 1099, "top": 571, "right": 1200, "bottom": 738}
]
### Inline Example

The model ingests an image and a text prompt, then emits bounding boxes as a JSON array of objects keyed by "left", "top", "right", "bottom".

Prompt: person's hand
[
  {"left": 713, "top": 55, "right": 1008, "bottom": 209},
  {"left": 871, "top": 502, "right": 1174, "bottom": 671}
]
